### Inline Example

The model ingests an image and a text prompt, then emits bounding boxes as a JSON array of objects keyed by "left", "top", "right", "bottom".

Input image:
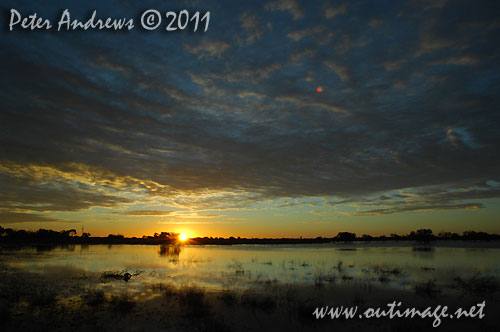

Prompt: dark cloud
[
  {"left": 0, "top": 212, "right": 74, "bottom": 224},
  {"left": 0, "top": 170, "right": 133, "bottom": 213},
  {"left": 356, "top": 203, "right": 483, "bottom": 216},
  {"left": 349, "top": 185, "right": 500, "bottom": 216},
  {"left": 0, "top": 0, "right": 499, "bottom": 225}
]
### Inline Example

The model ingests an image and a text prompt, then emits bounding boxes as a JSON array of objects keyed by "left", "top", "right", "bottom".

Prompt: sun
[{"left": 179, "top": 233, "right": 188, "bottom": 242}]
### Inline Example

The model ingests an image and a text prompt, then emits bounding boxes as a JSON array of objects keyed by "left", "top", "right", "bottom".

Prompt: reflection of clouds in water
[
  {"left": 1, "top": 244, "right": 500, "bottom": 293},
  {"left": 39, "top": 264, "right": 88, "bottom": 278}
]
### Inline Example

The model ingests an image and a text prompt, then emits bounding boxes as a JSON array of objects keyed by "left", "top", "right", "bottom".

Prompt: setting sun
[{"left": 179, "top": 233, "right": 188, "bottom": 242}]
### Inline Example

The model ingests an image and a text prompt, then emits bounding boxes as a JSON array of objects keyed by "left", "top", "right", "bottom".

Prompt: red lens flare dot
[{"left": 316, "top": 87, "right": 323, "bottom": 93}]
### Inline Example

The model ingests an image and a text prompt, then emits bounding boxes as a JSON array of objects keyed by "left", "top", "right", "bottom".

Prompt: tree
[
  {"left": 61, "top": 229, "right": 77, "bottom": 237},
  {"left": 335, "top": 232, "right": 357, "bottom": 242},
  {"left": 409, "top": 229, "right": 434, "bottom": 242},
  {"left": 107, "top": 234, "right": 124, "bottom": 239}
]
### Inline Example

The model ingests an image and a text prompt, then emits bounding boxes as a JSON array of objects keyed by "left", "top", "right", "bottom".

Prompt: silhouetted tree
[
  {"left": 463, "top": 230, "right": 491, "bottom": 240},
  {"left": 438, "top": 232, "right": 460, "bottom": 240},
  {"left": 107, "top": 234, "right": 125, "bottom": 239},
  {"left": 335, "top": 232, "right": 357, "bottom": 242},
  {"left": 409, "top": 229, "right": 434, "bottom": 242},
  {"left": 390, "top": 233, "right": 402, "bottom": 240},
  {"left": 61, "top": 229, "right": 77, "bottom": 237}
]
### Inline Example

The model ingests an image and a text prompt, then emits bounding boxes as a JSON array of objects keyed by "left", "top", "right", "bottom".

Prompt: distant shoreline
[
  {"left": 2, "top": 227, "right": 499, "bottom": 247},
  {"left": 2, "top": 238, "right": 500, "bottom": 249}
]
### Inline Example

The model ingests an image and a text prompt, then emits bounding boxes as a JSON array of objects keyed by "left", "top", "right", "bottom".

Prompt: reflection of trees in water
[
  {"left": 36, "top": 244, "right": 55, "bottom": 252},
  {"left": 412, "top": 246, "right": 435, "bottom": 259},
  {"left": 158, "top": 244, "right": 182, "bottom": 263},
  {"left": 80, "top": 244, "right": 89, "bottom": 255},
  {"left": 60, "top": 243, "right": 75, "bottom": 251},
  {"left": 35, "top": 243, "right": 75, "bottom": 252}
]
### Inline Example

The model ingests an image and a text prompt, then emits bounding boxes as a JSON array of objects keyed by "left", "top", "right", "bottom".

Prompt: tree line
[{"left": 0, "top": 226, "right": 499, "bottom": 245}]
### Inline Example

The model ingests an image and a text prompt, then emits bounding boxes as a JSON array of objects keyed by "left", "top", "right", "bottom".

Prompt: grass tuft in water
[
  {"left": 453, "top": 275, "right": 498, "bottom": 297},
  {"left": 413, "top": 279, "right": 441, "bottom": 298}
]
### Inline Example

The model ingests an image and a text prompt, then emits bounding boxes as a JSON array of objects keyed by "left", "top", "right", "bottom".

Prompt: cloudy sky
[{"left": 1, "top": 0, "right": 499, "bottom": 237}]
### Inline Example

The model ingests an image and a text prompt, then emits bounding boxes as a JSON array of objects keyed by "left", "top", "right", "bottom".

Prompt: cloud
[
  {"left": 431, "top": 55, "right": 480, "bottom": 66},
  {"left": 1, "top": 0, "right": 500, "bottom": 227},
  {"left": 290, "top": 48, "right": 315, "bottom": 62},
  {"left": 323, "top": 60, "right": 351, "bottom": 81},
  {"left": 157, "top": 220, "right": 240, "bottom": 225},
  {"left": 368, "top": 19, "right": 384, "bottom": 28},
  {"left": 412, "top": 0, "right": 448, "bottom": 11},
  {"left": 381, "top": 59, "right": 406, "bottom": 71},
  {"left": 208, "top": 62, "right": 282, "bottom": 84},
  {"left": 287, "top": 25, "right": 326, "bottom": 42},
  {"left": 333, "top": 34, "right": 367, "bottom": 55},
  {"left": 355, "top": 202, "right": 482, "bottom": 216},
  {"left": 350, "top": 184, "right": 500, "bottom": 216},
  {"left": 0, "top": 164, "right": 134, "bottom": 214},
  {"left": 0, "top": 212, "right": 75, "bottom": 224},
  {"left": 414, "top": 16, "right": 455, "bottom": 56},
  {"left": 416, "top": 34, "right": 454, "bottom": 56},
  {"left": 88, "top": 55, "right": 132, "bottom": 74},
  {"left": 265, "top": 0, "right": 304, "bottom": 20},
  {"left": 309, "top": 210, "right": 329, "bottom": 216},
  {"left": 274, "top": 95, "right": 351, "bottom": 114},
  {"left": 183, "top": 39, "right": 231, "bottom": 59},
  {"left": 238, "top": 12, "right": 266, "bottom": 45},
  {"left": 113, "top": 210, "right": 173, "bottom": 216},
  {"left": 325, "top": 4, "right": 346, "bottom": 19}
]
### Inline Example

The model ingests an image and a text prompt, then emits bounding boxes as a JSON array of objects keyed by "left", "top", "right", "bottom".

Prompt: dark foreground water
[{"left": 1, "top": 242, "right": 499, "bottom": 332}]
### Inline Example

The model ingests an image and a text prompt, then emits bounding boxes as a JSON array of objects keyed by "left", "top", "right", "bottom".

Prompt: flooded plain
[
  {"left": 1, "top": 242, "right": 499, "bottom": 331},
  {"left": 2, "top": 242, "right": 500, "bottom": 291}
]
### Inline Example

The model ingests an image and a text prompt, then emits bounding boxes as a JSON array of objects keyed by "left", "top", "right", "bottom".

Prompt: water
[{"left": 2, "top": 241, "right": 499, "bottom": 293}]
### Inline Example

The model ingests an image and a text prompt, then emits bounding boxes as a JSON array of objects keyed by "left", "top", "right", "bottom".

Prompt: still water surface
[{"left": 2, "top": 242, "right": 499, "bottom": 292}]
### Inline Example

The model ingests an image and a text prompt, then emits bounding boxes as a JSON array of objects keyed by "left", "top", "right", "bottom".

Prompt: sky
[{"left": 0, "top": 0, "right": 499, "bottom": 238}]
